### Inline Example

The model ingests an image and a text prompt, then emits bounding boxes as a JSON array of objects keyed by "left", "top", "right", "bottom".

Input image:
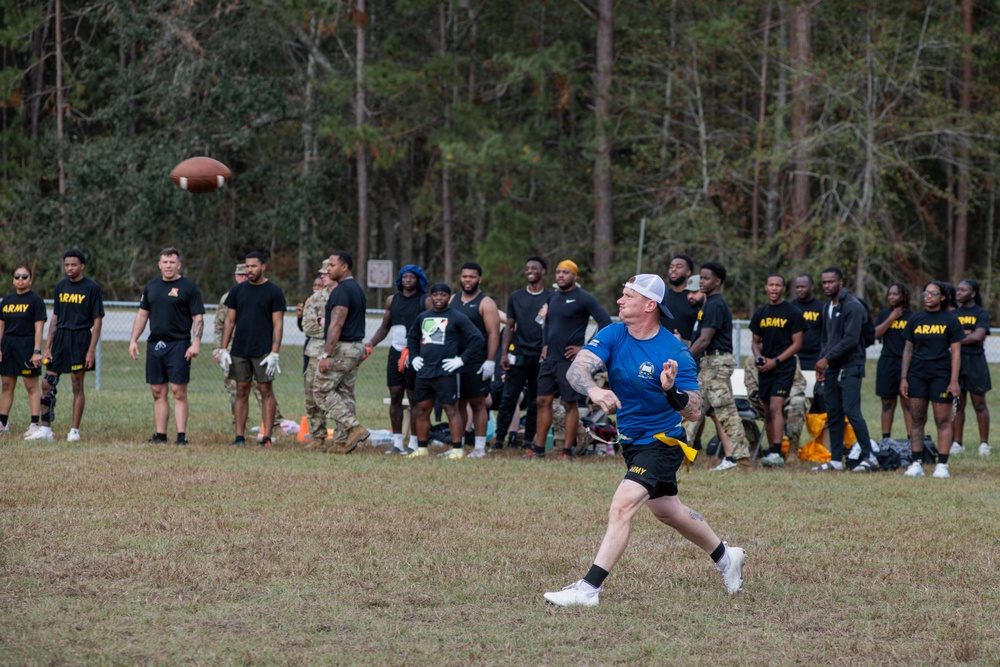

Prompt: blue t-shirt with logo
[{"left": 584, "top": 323, "right": 698, "bottom": 444}]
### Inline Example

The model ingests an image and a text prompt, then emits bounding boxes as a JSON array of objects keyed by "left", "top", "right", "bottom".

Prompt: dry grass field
[{"left": 1, "top": 355, "right": 999, "bottom": 665}]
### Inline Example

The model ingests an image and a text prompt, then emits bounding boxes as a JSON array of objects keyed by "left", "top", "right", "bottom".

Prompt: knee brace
[{"left": 40, "top": 373, "right": 59, "bottom": 422}]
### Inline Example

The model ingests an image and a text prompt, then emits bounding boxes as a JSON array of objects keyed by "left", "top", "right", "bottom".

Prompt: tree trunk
[
  {"left": 299, "top": 15, "right": 317, "bottom": 290},
  {"left": 55, "top": 0, "right": 65, "bottom": 229},
  {"left": 439, "top": 3, "right": 454, "bottom": 284},
  {"left": 953, "top": 0, "right": 973, "bottom": 282},
  {"left": 789, "top": 1, "right": 811, "bottom": 259},
  {"left": 751, "top": 1, "right": 773, "bottom": 252},
  {"left": 355, "top": 0, "right": 369, "bottom": 290},
  {"left": 593, "top": 0, "right": 613, "bottom": 289}
]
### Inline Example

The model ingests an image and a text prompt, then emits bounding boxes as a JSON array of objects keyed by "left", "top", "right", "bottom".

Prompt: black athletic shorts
[
  {"left": 0, "top": 335, "right": 40, "bottom": 378},
  {"left": 146, "top": 340, "right": 191, "bottom": 385},
  {"left": 49, "top": 328, "right": 92, "bottom": 374},
  {"left": 876, "top": 356, "right": 903, "bottom": 398},
  {"left": 959, "top": 354, "right": 992, "bottom": 394},
  {"left": 906, "top": 362, "right": 953, "bottom": 403},
  {"left": 386, "top": 347, "right": 416, "bottom": 390},
  {"left": 621, "top": 438, "right": 684, "bottom": 499},
  {"left": 459, "top": 366, "right": 491, "bottom": 399},
  {"left": 757, "top": 362, "right": 795, "bottom": 401},
  {"left": 414, "top": 374, "right": 459, "bottom": 405},
  {"left": 537, "top": 357, "right": 584, "bottom": 402}
]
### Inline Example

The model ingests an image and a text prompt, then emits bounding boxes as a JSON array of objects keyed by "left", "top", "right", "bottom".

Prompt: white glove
[
  {"left": 507, "top": 353, "right": 517, "bottom": 366},
  {"left": 478, "top": 359, "right": 496, "bottom": 381},
  {"left": 442, "top": 356, "right": 465, "bottom": 373},
  {"left": 260, "top": 352, "right": 281, "bottom": 379},
  {"left": 412, "top": 356, "right": 425, "bottom": 372},
  {"left": 218, "top": 349, "right": 232, "bottom": 374}
]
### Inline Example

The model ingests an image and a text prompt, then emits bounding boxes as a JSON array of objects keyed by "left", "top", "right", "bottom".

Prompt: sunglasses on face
[
  {"left": 923, "top": 291, "right": 941, "bottom": 297},
  {"left": 13, "top": 274, "right": 29, "bottom": 280}
]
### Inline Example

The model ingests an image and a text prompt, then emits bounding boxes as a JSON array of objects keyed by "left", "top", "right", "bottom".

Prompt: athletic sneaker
[
  {"left": 466, "top": 448, "right": 487, "bottom": 459},
  {"left": 932, "top": 463, "right": 950, "bottom": 479},
  {"left": 721, "top": 544, "right": 746, "bottom": 595},
  {"left": 22, "top": 423, "right": 40, "bottom": 439},
  {"left": 148, "top": 434, "right": 168, "bottom": 444},
  {"left": 904, "top": 461, "right": 924, "bottom": 477},
  {"left": 543, "top": 580, "right": 601, "bottom": 607},
  {"left": 259, "top": 436, "right": 272, "bottom": 448},
  {"left": 979, "top": 442, "right": 992, "bottom": 457},
  {"left": 438, "top": 447, "right": 464, "bottom": 460},
  {"left": 950, "top": 442, "right": 965, "bottom": 455},
  {"left": 402, "top": 447, "right": 428, "bottom": 458},
  {"left": 522, "top": 450, "right": 546, "bottom": 460},
  {"left": 0, "top": 423, "right": 9, "bottom": 435},
  {"left": 230, "top": 436, "right": 247, "bottom": 447},
  {"left": 25, "top": 425, "right": 53, "bottom": 441},
  {"left": 176, "top": 435, "right": 189, "bottom": 446},
  {"left": 67, "top": 429, "right": 81, "bottom": 442},
  {"left": 384, "top": 446, "right": 406, "bottom": 455},
  {"left": 711, "top": 459, "right": 738, "bottom": 472},
  {"left": 759, "top": 452, "right": 784, "bottom": 468},
  {"left": 852, "top": 456, "right": 879, "bottom": 473},
  {"left": 811, "top": 461, "right": 843, "bottom": 472}
]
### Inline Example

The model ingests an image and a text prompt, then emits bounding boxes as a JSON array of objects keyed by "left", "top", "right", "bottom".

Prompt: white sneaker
[
  {"left": 25, "top": 425, "right": 53, "bottom": 441},
  {"left": 67, "top": 429, "right": 81, "bottom": 442},
  {"left": 950, "top": 442, "right": 965, "bottom": 455},
  {"left": 0, "top": 423, "right": 9, "bottom": 435},
  {"left": 711, "top": 459, "right": 738, "bottom": 472},
  {"left": 22, "top": 423, "right": 39, "bottom": 439},
  {"left": 932, "top": 463, "right": 950, "bottom": 479},
  {"left": 384, "top": 446, "right": 406, "bottom": 455},
  {"left": 980, "top": 442, "right": 991, "bottom": 457},
  {"left": 402, "top": 447, "right": 428, "bottom": 458},
  {"left": 543, "top": 580, "right": 601, "bottom": 607},
  {"left": 466, "top": 448, "right": 486, "bottom": 459},
  {"left": 721, "top": 544, "right": 746, "bottom": 594},
  {"left": 759, "top": 452, "right": 784, "bottom": 468},
  {"left": 438, "top": 447, "right": 464, "bottom": 460},
  {"left": 904, "top": 461, "right": 924, "bottom": 477}
]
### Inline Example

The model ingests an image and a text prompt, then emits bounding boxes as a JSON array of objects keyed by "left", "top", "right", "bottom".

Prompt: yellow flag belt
[{"left": 653, "top": 432, "right": 699, "bottom": 470}]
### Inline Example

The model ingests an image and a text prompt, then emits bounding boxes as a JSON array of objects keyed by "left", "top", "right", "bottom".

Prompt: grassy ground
[{"left": 1, "top": 360, "right": 999, "bottom": 665}]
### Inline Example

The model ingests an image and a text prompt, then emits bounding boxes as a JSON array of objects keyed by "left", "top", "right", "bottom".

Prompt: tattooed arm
[
  {"left": 185, "top": 314, "right": 204, "bottom": 361},
  {"left": 568, "top": 349, "right": 620, "bottom": 414},
  {"left": 660, "top": 359, "right": 702, "bottom": 422},
  {"left": 319, "top": 305, "right": 349, "bottom": 373}
]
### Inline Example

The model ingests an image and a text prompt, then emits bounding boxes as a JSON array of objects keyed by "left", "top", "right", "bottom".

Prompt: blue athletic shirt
[{"left": 584, "top": 323, "right": 699, "bottom": 445}]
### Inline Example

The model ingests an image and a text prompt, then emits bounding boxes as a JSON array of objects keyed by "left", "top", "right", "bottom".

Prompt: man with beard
[
  {"left": 450, "top": 262, "right": 501, "bottom": 459},
  {"left": 404, "top": 283, "right": 484, "bottom": 458},
  {"left": 365, "top": 265, "right": 431, "bottom": 455},
  {"left": 493, "top": 256, "right": 551, "bottom": 452},
  {"left": 792, "top": 275, "right": 824, "bottom": 372},
  {"left": 662, "top": 253, "right": 699, "bottom": 343},
  {"left": 526, "top": 260, "right": 612, "bottom": 459}
]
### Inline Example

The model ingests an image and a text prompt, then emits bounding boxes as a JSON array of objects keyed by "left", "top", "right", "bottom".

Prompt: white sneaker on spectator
[
  {"left": 25, "top": 425, "right": 53, "bottom": 441},
  {"left": 950, "top": 442, "right": 965, "bottom": 455},
  {"left": 979, "top": 442, "right": 991, "bottom": 457},
  {"left": 711, "top": 459, "right": 738, "bottom": 472},
  {"left": 67, "top": 428, "right": 81, "bottom": 442},
  {"left": 466, "top": 448, "right": 486, "bottom": 459},
  {"left": 759, "top": 452, "right": 784, "bottom": 467},
  {"left": 543, "top": 580, "right": 601, "bottom": 607},
  {"left": 932, "top": 463, "right": 950, "bottom": 479},
  {"left": 22, "top": 423, "right": 39, "bottom": 439},
  {"left": 721, "top": 544, "right": 746, "bottom": 594},
  {"left": 904, "top": 461, "right": 924, "bottom": 477}
]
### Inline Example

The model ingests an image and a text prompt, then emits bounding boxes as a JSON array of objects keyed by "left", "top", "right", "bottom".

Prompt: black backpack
[{"left": 850, "top": 294, "right": 877, "bottom": 348}]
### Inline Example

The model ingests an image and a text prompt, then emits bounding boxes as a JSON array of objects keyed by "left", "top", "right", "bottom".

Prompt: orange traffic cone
[{"left": 296, "top": 416, "right": 310, "bottom": 442}]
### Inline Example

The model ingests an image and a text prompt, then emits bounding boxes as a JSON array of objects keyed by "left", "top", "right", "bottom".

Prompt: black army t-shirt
[
  {"left": 325, "top": 277, "right": 367, "bottom": 342},
  {"left": 874, "top": 308, "right": 911, "bottom": 359},
  {"left": 903, "top": 309, "right": 964, "bottom": 365},
  {"left": 792, "top": 297, "right": 823, "bottom": 365},
  {"left": 1, "top": 291, "right": 46, "bottom": 336},
  {"left": 749, "top": 301, "right": 805, "bottom": 359},
  {"left": 140, "top": 276, "right": 205, "bottom": 342},
  {"left": 698, "top": 294, "right": 733, "bottom": 354},
  {"left": 225, "top": 280, "right": 287, "bottom": 358},
  {"left": 53, "top": 277, "right": 105, "bottom": 331},
  {"left": 955, "top": 304, "right": 990, "bottom": 357}
]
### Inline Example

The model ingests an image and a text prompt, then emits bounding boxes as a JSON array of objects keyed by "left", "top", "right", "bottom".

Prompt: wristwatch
[{"left": 320, "top": 353, "right": 330, "bottom": 360}]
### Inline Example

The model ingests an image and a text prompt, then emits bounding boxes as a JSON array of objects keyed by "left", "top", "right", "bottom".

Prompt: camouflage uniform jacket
[
  {"left": 212, "top": 291, "right": 230, "bottom": 354},
  {"left": 302, "top": 287, "right": 332, "bottom": 358}
]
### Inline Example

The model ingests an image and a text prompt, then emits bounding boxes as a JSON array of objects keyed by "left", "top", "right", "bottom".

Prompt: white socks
[
  {"left": 474, "top": 436, "right": 487, "bottom": 452},
  {"left": 392, "top": 433, "right": 404, "bottom": 450}
]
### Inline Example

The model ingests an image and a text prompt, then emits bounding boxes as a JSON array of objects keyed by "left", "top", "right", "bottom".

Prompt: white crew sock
[
  {"left": 408, "top": 435, "right": 418, "bottom": 450},
  {"left": 577, "top": 579, "right": 600, "bottom": 593},
  {"left": 392, "top": 433, "right": 404, "bottom": 450},
  {"left": 474, "top": 436, "right": 487, "bottom": 452}
]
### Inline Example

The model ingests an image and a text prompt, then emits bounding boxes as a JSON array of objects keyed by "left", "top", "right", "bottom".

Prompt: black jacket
[{"left": 819, "top": 289, "right": 868, "bottom": 369}]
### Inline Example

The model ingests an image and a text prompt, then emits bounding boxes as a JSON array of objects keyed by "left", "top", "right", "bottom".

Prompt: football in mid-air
[{"left": 170, "top": 156, "right": 231, "bottom": 193}]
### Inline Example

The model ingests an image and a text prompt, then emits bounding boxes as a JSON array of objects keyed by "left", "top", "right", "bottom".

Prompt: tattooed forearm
[
  {"left": 689, "top": 508, "right": 705, "bottom": 522},
  {"left": 679, "top": 390, "right": 702, "bottom": 422},
  {"left": 193, "top": 320, "right": 204, "bottom": 341},
  {"left": 567, "top": 351, "right": 606, "bottom": 395},
  {"left": 324, "top": 306, "right": 349, "bottom": 353}
]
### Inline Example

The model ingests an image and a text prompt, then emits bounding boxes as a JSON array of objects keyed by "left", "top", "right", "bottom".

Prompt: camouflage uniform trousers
[
  {"left": 314, "top": 341, "right": 365, "bottom": 432},
  {"left": 684, "top": 354, "right": 750, "bottom": 459},
  {"left": 742, "top": 355, "right": 807, "bottom": 455},
  {"left": 224, "top": 375, "right": 284, "bottom": 426},
  {"left": 303, "top": 356, "right": 328, "bottom": 442}
]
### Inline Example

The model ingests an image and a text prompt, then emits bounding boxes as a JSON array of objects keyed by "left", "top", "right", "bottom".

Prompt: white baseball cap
[{"left": 624, "top": 274, "right": 674, "bottom": 319}]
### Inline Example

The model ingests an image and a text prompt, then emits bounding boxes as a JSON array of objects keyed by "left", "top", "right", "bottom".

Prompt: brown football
[{"left": 170, "top": 156, "right": 231, "bottom": 193}]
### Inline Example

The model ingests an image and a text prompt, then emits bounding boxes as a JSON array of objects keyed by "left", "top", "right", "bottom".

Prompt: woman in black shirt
[{"left": 0, "top": 265, "right": 47, "bottom": 438}]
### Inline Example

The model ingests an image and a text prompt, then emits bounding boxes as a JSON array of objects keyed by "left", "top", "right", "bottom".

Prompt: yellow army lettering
[
  {"left": 758, "top": 317, "right": 788, "bottom": 328},
  {"left": 2, "top": 303, "right": 30, "bottom": 314},
  {"left": 890, "top": 319, "right": 907, "bottom": 330},
  {"left": 628, "top": 466, "right": 647, "bottom": 476},
  {"left": 913, "top": 324, "right": 946, "bottom": 335},
  {"left": 802, "top": 311, "right": 820, "bottom": 322},
  {"left": 59, "top": 293, "right": 86, "bottom": 304},
  {"left": 958, "top": 316, "right": 977, "bottom": 326}
]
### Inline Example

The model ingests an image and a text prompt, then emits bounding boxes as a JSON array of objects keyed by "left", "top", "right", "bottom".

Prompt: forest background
[{"left": 2, "top": 0, "right": 999, "bottom": 315}]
